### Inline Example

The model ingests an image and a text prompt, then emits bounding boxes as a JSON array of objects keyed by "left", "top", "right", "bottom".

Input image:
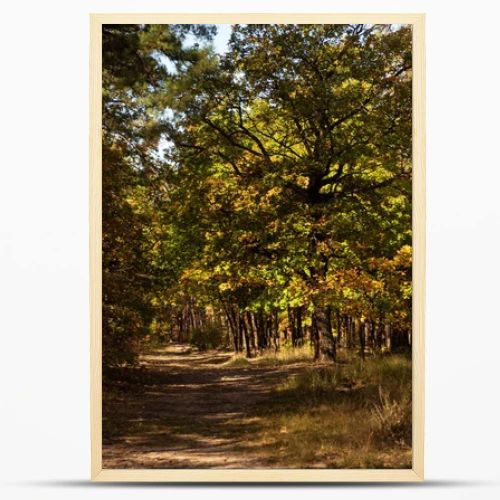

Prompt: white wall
[{"left": 1, "top": 1, "right": 499, "bottom": 498}]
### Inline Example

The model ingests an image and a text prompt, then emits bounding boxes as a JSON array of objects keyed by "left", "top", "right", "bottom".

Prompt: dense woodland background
[{"left": 103, "top": 23, "right": 412, "bottom": 369}]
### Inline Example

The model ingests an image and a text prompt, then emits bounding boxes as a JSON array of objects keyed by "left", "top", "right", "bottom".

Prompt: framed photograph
[{"left": 90, "top": 13, "right": 425, "bottom": 482}]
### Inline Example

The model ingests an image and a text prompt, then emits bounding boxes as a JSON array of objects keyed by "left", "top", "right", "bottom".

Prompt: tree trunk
[
  {"left": 237, "top": 310, "right": 243, "bottom": 353},
  {"left": 384, "top": 323, "right": 392, "bottom": 351},
  {"left": 272, "top": 310, "right": 280, "bottom": 353},
  {"left": 240, "top": 313, "right": 252, "bottom": 358},
  {"left": 311, "top": 313, "right": 321, "bottom": 361},
  {"left": 255, "top": 310, "right": 267, "bottom": 349},
  {"left": 327, "top": 306, "right": 337, "bottom": 362},
  {"left": 246, "top": 311, "right": 257, "bottom": 353},
  {"left": 335, "top": 310, "right": 342, "bottom": 349},
  {"left": 358, "top": 319, "right": 366, "bottom": 360},
  {"left": 313, "top": 306, "right": 336, "bottom": 361},
  {"left": 295, "top": 306, "right": 303, "bottom": 346},
  {"left": 178, "top": 311, "right": 184, "bottom": 343},
  {"left": 241, "top": 312, "right": 252, "bottom": 358},
  {"left": 225, "top": 306, "right": 239, "bottom": 353}
]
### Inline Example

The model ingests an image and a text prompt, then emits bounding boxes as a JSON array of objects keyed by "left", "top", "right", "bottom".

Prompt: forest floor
[{"left": 103, "top": 344, "right": 412, "bottom": 469}]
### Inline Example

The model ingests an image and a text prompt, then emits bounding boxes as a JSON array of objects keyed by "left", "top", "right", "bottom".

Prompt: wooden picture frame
[{"left": 90, "top": 13, "right": 425, "bottom": 482}]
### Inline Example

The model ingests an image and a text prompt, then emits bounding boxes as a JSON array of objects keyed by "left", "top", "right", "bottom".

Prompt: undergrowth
[{"left": 258, "top": 353, "right": 412, "bottom": 468}]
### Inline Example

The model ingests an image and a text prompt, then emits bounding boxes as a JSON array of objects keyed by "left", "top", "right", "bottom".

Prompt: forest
[{"left": 102, "top": 23, "right": 413, "bottom": 469}]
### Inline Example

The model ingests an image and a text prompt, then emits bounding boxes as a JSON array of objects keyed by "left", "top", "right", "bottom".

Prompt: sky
[
  {"left": 155, "top": 24, "right": 232, "bottom": 74},
  {"left": 212, "top": 24, "right": 232, "bottom": 54}
]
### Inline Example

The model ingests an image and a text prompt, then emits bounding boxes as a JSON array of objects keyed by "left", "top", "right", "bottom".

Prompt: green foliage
[
  {"left": 102, "top": 24, "right": 215, "bottom": 368},
  {"left": 102, "top": 23, "right": 413, "bottom": 366},
  {"left": 165, "top": 23, "right": 412, "bottom": 326}
]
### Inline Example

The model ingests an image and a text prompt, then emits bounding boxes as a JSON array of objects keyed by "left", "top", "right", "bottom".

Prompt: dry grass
[
  {"left": 257, "top": 344, "right": 316, "bottom": 365},
  {"left": 222, "top": 354, "right": 252, "bottom": 368},
  {"left": 253, "top": 352, "right": 412, "bottom": 468},
  {"left": 224, "top": 344, "right": 315, "bottom": 368}
]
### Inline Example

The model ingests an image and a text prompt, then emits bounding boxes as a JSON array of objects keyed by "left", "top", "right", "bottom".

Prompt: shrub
[
  {"left": 370, "top": 386, "right": 412, "bottom": 446},
  {"left": 190, "top": 324, "right": 224, "bottom": 351}
]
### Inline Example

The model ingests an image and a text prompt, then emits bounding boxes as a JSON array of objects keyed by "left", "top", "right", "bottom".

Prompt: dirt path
[{"left": 103, "top": 344, "right": 304, "bottom": 469}]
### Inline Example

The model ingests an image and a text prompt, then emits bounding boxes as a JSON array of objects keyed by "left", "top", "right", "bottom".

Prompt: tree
[
  {"left": 102, "top": 24, "right": 215, "bottom": 367},
  {"left": 162, "top": 24, "right": 412, "bottom": 359}
]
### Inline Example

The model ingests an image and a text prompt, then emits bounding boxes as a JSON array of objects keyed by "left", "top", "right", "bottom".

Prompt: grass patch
[
  {"left": 223, "top": 354, "right": 252, "bottom": 368},
  {"left": 258, "top": 353, "right": 412, "bottom": 468},
  {"left": 223, "top": 344, "right": 315, "bottom": 368},
  {"left": 254, "top": 344, "right": 315, "bottom": 366}
]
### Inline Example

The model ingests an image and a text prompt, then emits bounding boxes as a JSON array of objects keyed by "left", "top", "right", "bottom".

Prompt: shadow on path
[{"left": 103, "top": 344, "right": 304, "bottom": 469}]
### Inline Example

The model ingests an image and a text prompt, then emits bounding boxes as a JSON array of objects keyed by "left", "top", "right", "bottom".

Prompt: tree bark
[
  {"left": 311, "top": 313, "right": 321, "bottom": 361},
  {"left": 246, "top": 311, "right": 257, "bottom": 353},
  {"left": 358, "top": 318, "right": 366, "bottom": 360},
  {"left": 241, "top": 312, "right": 252, "bottom": 358},
  {"left": 295, "top": 306, "right": 303, "bottom": 346},
  {"left": 313, "top": 306, "right": 336, "bottom": 361},
  {"left": 384, "top": 323, "right": 392, "bottom": 352}
]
